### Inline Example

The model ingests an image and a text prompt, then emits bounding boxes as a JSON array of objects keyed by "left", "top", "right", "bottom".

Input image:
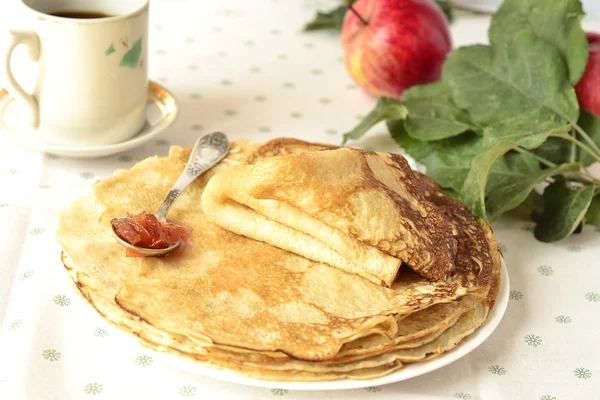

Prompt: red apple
[
  {"left": 576, "top": 32, "right": 600, "bottom": 117},
  {"left": 341, "top": 0, "right": 451, "bottom": 99}
]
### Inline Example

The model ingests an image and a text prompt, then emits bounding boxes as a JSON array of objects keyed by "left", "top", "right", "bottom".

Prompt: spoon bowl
[{"left": 111, "top": 132, "right": 230, "bottom": 256}]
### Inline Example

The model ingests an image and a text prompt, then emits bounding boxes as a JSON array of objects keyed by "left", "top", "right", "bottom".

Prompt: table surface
[{"left": 1, "top": 1, "right": 599, "bottom": 399}]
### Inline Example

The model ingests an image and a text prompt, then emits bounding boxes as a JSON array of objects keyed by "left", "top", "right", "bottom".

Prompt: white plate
[
  {"left": 0, "top": 81, "right": 178, "bottom": 158},
  {"left": 160, "top": 260, "right": 509, "bottom": 391}
]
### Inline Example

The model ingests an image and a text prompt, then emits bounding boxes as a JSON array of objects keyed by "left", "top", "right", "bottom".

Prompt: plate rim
[
  {"left": 0, "top": 80, "right": 178, "bottom": 158},
  {"left": 159, "top": 259, "right": 510, "bottom": 391}
]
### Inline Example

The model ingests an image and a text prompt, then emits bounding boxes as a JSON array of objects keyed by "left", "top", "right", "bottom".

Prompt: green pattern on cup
[
  {"left": 105, "top": 43, "right": 116, "bottom": 56},
  {"left": 120, "top": 38, "right": 143, "bottom": 68}
]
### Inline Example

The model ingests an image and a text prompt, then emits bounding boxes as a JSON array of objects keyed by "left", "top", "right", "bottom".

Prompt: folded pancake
[{"left": 201, "top": 147, "right": 457, "bottom": 286}]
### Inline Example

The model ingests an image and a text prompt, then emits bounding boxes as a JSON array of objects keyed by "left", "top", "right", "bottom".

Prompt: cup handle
[{"left": 1, "top": 30, "right": 40, "bottom": 129}]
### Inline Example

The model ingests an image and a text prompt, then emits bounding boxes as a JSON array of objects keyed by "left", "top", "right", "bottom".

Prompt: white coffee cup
[{"left": 1, "top": 0, "right": 149, "bottom": 146}]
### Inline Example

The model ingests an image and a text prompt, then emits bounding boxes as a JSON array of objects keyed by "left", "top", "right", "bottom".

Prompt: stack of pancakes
[{"left": 58, "top": 138, "right": 501, "bottom": 381}]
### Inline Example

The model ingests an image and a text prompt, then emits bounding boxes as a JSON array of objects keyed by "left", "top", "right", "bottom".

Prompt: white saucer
[{"left": 0, "top": 81, "right": 178, "bottom": 158}]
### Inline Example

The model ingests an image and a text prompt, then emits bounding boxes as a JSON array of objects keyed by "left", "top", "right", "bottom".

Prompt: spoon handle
[{"left": 155, "top": 132, "right": 230, "bottom": 222}]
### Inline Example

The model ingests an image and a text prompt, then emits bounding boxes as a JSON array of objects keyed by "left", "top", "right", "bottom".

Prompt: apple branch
[{"left": 347, "top": 3, "right": 369, "bottom": 25}]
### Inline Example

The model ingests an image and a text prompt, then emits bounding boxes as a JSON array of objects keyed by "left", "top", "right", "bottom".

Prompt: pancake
[
  {"left": 202, "top": 148, "right": 457, "bottom": 285},
  {"left": 57, "top": 142, "right": 467, "bottom": 362},
  {"left": 56, "top": 137, "right": 502, "bottom": 381}
]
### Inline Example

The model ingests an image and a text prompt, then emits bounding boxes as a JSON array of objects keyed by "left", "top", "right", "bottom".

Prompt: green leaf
[
  {"left": 459, "top": 141, "right": 518, "bottom": 219},
  {"left": 534, "top": 180, "right": 595, "bottom": 242},
  {"left": 482, "top": 120, "right": 571, "bottom": 150},
  {"left": 487, "top": 162, "right": 580, "bottom": 220},
  {"left": 120, "top": 38, "right": 143, "bottom": 68},
  {"left": 489, "top": 0, "right": 588, "bottom": 84},
  {"left": 577, "top": 110, "right": 600, "bottom": 167},
  {"left": 388, "top": 120, "right": 483, "bottom": 192},
  {"left": 533, "top": 137, "right": 573, "bottom": 165},
  {"left": 303, "top": 1, "right": 453, "bottom": 31},
  {"left": 504, "top": 150, "right": 540, "bottom": 175},
  {"left": 435, "top": 0, "right": 454, "bottom": 23},
  {"left": 303, "top": 6, "right": 348, "bottom": 31},
  {"left": 400, "top": 82, "right": 474, "bottom": 141},
  {"left": 443, "top": 34, "right": 580, "bottom": 129},
  {"left": 389, "top": 121, "right": 537, "bottom": 196},
  {"left": 527, "top": 189, "right": 545, "bottom": 222},
  {"left": 342, "top": 98, "right": 407, "bottom": 144},
  {"left": 585, "top": 194, "right": 600, "bottom": 226}
]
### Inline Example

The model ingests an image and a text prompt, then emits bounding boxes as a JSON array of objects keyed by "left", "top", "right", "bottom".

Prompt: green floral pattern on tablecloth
[
  {"left": 7, "top": 319, "right": 22, "bottom": 332},
  {"left": 18, "top": 270, "right": 34, "bottom": 280},
  {"left": 585, "top": 292, "right": 600, "bottom": 302},
  {"left": 93, "top": 328, "right": 109, "bottom": 337},
  {"left": 454, "top": 394, "right": 472, "bottom": 400},
  {"left": 179, "top": 385, "right": 197, "bottom": 396},
  {"left": 537, "top": 265, "right": 553, "bottom": 276},
  {"left": 555, "top": 315, "right": 572, "bottom": 324},
  {"left": 84, "top": 382, "right": 103, "bottom": 395},
  {"left": 42, "top": 349, "right": 61, "bottom": 362},
  {"left": 574, "top": 368, "right": 592, "bottom": 379},
  {"left": 134, "top": 355, "right": 153, "bottom": 366},
  {"left": 53, "top": 295, "right": 71, "bottom": 307},
  {"left": 0, "top": 1, "right": 598, "bottom": 399},
  {"left": 524, "top": 334, "right": 542, "bottom": 347},
  {"left": 509, "top": 290, "right": 523, "bottom": 300},
  {"left": 489, "top": 365, "right": 506, "bottom": 375}
]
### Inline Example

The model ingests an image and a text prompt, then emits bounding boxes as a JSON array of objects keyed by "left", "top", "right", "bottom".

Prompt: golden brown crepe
[
  {"left": 202, "top": 147, "right": 457, "bottom": 285},
  {"left": 56, "top": 137, "right": 502, "bottom": 381}
]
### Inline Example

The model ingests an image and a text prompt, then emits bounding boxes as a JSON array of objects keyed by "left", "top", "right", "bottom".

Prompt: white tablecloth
[{"left": 0, "top": 1, "right": 599, "bottom": 399}]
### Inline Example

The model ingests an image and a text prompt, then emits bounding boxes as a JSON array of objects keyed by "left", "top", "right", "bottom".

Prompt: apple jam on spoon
[{"left": 111, "top": 132, "right": 230, "bottom": 257}]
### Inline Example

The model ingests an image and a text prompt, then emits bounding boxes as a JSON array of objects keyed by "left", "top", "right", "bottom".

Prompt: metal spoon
[{"left": 112, "top": 132, "right": 230, "bottom": 256}]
